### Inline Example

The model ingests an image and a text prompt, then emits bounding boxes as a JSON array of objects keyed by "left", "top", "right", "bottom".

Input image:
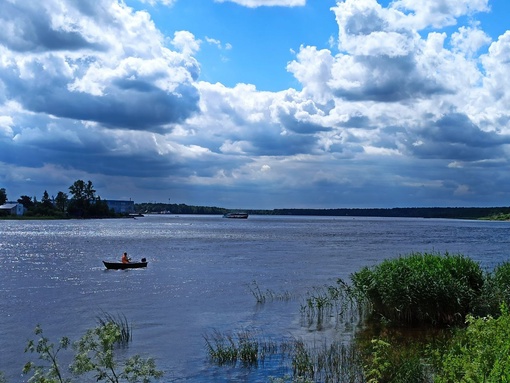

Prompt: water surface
[{"left": 1, "top": 215, "right": 508, "bottom": 382}]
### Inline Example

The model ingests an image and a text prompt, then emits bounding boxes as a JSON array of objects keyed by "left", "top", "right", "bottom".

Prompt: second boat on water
[{"left": 223, "top": 212, "right": 249, "bottom": 219}]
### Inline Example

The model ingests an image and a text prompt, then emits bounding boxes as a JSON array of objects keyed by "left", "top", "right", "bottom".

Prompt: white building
[
  {"left": 105, "top": 200, "right": 135, "bottom": 214},
  {"left": 0, "top": 203, "right": 25, "bottom": 216}
]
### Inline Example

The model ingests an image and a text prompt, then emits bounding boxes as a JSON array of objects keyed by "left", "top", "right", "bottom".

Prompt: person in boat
[{"left": 121, "top": 252, "right": 130, "bottom": 264}]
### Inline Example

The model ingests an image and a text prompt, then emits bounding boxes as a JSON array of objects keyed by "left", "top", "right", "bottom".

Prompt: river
[{"left": 1, "top": 215, "right": 509, "bottom": 382}]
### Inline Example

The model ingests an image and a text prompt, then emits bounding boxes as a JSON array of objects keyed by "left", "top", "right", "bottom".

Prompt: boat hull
[
  {"left": 103, "top": 261, "right": 148, "bottom": 270},
  {"left": 223, "top": 212, "right": 249, "bottom": 219}
]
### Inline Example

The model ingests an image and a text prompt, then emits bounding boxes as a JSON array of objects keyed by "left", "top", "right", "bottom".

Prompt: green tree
[
  {"left": 0, "top": 188, "right": 7, "bottom": 205},
  {"left": 69, "top": 180, "right": 96, "bottom": 202},
  {"left": 55, "top": 191, "right": 68, "bottom": 212},
  {"left": 41, "top": 190, "right": 53, "bottom": 209},
  {"left": 23, "top": 325, "right": 71, "bottom": 383},
  {"left": 18, "top": 195, "right": 34, "bottom": 209},
  {"left": 68, "top": 180, "right": 98, "bottom": 218},
  {"left": 24, "top": 322, "right": 163, "bottom": 383},
  {"left": 72, "top": 322, "right": 163, "bottom": 383}
]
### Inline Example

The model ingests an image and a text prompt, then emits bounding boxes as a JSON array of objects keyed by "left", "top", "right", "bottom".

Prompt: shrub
[
  {"left": 351, "top": 252, "right": 484, "bottom": 326},
  {"left": 436, "top": 305, "right": 510, "bottom": 382},
  {"left": 23, "top": 321, "right": 162, "bottom": 383}
]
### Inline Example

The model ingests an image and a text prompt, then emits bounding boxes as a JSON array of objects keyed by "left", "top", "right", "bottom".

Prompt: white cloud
[
  {"left": 451, "top": 25, "right": 491, "bottom": 57},
  {"left": 391, "top": 0, "right": 490, "bottom": 29},
  {"left": 138, "top": 0, "right": 176, "bottom": 6},
  {"left": 172, "top": 31, "right": 201, "bottom": 56},
  {"left": 214, "top": 0, "right": 305, "bottom": 7},
  {"left": 0, "top": 0, "right": 201, "bottom": 131}
]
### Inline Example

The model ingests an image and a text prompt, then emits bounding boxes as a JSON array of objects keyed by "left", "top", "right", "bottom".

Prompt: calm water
[{"left": 1, "top": 215, "right": 509, "bottom": 382}]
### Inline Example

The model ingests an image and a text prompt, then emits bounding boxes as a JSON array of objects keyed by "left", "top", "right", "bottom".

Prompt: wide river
[{"left": 1, "top": 215, "right": 509, "bottom": 382}]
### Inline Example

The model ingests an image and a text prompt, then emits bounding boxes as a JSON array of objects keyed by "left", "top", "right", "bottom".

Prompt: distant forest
[{"left": 135, "top": 203, "right": 510, "bottom": 220}]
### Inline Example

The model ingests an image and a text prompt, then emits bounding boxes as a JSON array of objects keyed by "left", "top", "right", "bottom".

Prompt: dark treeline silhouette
[
  {"left": 135, "top": 204, "right": 510, "bottom": 220},
  {"left": 270, "top": 207, "right": 510, "bottom": 219}
]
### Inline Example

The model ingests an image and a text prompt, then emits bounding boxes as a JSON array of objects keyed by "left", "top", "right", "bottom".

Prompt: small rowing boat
[{"left": 103, "top": 260, "right": 148, "bottom": 270}]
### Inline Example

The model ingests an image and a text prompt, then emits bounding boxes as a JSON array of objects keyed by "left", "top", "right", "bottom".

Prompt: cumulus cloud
[
  {"left": 214, "top": 0, "right": 305, "bottom": 7},
  {"left": 138, "top": 0, "right": 177, "bottom": 6},
  {"left": 0, "top": 0, "right": 200, "bottom": 131},
  {"left": 405, "top": 113, "right": 510, "bottom": 161},
  {"left": 391, "top": 0, "right": 490, "bottom": 29}
]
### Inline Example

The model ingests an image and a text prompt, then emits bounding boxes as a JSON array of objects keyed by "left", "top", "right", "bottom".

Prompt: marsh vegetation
[{"left": 207, "top": 251, "right": 510, "bottom": 382}]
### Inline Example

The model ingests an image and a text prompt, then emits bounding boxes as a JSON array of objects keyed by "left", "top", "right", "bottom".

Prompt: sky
[{"left": 0, "top": 0, "right": 510, "bottom": 209}]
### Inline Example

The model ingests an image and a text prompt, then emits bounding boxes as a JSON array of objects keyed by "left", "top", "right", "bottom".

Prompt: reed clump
[
  {"left": 300, "top": 279, "right": 367, "bottom": 331},
  {"left": 290, "top": 339, "right": 364, "bottom": 383},
  {"left": 205, "top": 329, "right": 364, "bottom": 382},
  {"left": 248, "top": 280, "right": 294, "bottom": 303},
  {"left": 351, "top": 251, "right": 484, "bottom": 326},
  {"left": 204, "top": 329, "right": 279, "bottom": 366}
]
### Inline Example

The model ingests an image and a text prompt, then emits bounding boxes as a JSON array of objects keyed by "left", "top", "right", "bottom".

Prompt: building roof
[{"left": 0, "top": 203, "right": 19, "bottom": 209}]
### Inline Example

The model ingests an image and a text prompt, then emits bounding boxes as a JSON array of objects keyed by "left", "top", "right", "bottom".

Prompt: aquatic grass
[
  {"left": 360, "top": 338, "right": 433, "bottom": 383},
  {"left": 290, "top": 338, "right": 364, "bottom": 383},
  {"left": 95, "top": 311, "right": 132, "bottom": 346},
  {"left": 300, "top": 279, "right": 367, "bottom": 331},
  {"left": 204, "top": 329, "right": 280, "bottom": 367},
  {"left": 205, "top": 330, "right": 365, "bottom": 382},
  {"left": 350, "top": 251, "right": 485, "bottom": 326},
  {"left": 470, "top": 261, "right": 510, "bottom": 319},
  {"left": 248, "top": 280, "right": 294, "bottom": 304}
]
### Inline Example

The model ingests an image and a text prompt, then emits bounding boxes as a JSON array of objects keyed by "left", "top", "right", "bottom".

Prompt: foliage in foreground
[
  {"left": 23, "top": 321, "right": 162, "bottom": 383},
  {"left": 436, "top": 305, "right": 510, "bottom": 383}
]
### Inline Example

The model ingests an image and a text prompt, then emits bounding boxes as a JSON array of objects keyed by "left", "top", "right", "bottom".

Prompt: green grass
[
  {"left": 350, "top": 251, "right": 484, "bottom": 326},
  {"left": 204, "top": 329, "right": 279, "bottom": 366},
  {"left": 300, "top": 279, "right": 365, "bottom": 331},
  {"left": 210, "top": 253, "right": 510, "bottom": 382},
  {"left": 204, "top": 329, "right": 365, "bottom": 381}
]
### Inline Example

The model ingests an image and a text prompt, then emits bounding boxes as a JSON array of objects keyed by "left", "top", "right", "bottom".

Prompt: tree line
[
  {"left": 3, "top": 185, "right": 509, "bottom": 220},
  {"left": 0, "top": 180, "right": 115, "bottom": 218},
  {"left": 134, "top": 203, "right": 510, "bottom": 220}
]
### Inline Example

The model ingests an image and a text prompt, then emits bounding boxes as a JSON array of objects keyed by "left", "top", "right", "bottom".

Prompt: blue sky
[{"left": 1, "top": 0, "right": 510, "bottom": 209}]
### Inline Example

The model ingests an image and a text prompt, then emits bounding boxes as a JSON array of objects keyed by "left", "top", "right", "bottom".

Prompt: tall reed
[
  {"left": 300, "top": 279, "right": 367, "bottom": 331},
  {"left": 248, "top": 280, "right": 294, "bottom": 304},
  {"left": 204, "top": 329, "right": 279, "bottom": 366},
  {"left": 290, "top": 338, "right": 364, "bottom": 382},
  {"left": 95, "top": 311, "right": 132, "bottom": 346},
  {"left": 350, "top": 251, "right": 484, "bottom": 326},
  {"left": 205, "top": 329, "right": 365, "bottom": 382}
]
